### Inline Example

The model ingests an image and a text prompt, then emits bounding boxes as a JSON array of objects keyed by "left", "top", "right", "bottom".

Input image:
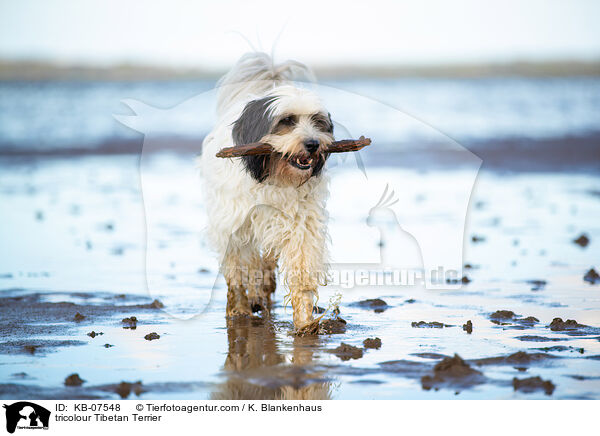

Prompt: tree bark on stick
[{"left": 216, "top": 136, "right": 371, "bottom": 158}]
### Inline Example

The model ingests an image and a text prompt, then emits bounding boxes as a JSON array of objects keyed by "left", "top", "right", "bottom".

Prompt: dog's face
[{"left": 232, "top": 85, "right": 334, "bottom": 185}]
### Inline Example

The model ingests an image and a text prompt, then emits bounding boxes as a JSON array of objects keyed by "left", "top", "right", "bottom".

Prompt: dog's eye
[
  {"left": 278, "top": 116, "right": 295, "bottom": 126},
  {"left": 312, "top": 116, "right": 332, "bottom": 133}
]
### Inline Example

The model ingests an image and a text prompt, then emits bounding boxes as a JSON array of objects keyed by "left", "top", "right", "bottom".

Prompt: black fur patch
[
  {"left": 232, "top": 97, "right": 277, "bottom": 182},
  {"left": 311, "top": 113, "right": 333, "bottom": 177},
  {"left": 312, "top": 154, "right": 327, "bottom": 177}
]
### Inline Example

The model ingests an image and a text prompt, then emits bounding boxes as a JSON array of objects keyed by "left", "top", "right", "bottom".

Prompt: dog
[{"left": 200, "top": 52, "right": 333, "bottom": 331}]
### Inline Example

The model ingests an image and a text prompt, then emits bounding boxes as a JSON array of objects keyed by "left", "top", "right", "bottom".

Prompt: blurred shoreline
[
  {"left": 1, "top": 59, "right": 600, "bottom": 81},
  {"left": 1, "top": 134, "right": 599, "bottom": 174},
  {"left": 1, "top": 70, "right": 599, "bottom": 174}
]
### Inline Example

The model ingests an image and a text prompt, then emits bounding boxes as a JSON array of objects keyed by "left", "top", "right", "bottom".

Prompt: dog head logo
[
  {"left": 3, "top": 402, "right": 50, "bottom": 434},
  {"left": 115, "top": 80, "right": 481, "bottom": 318}
]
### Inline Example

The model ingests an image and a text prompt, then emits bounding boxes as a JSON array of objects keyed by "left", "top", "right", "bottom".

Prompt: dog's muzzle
[
  {"left": 304, "top": 139, "right": 319, "bottom": 153},
  {"left": 289, "top": 154, "right": 315, "bottom": 170},
  {"left": 287, "top": 139, "right": 321, "bottom": 170}
]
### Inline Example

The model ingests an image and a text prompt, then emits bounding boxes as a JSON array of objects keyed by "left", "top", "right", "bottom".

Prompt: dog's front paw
[
  {"left": 291, "top": 289, "right": 315, "bottom": 331},
  {"left": 294, "top": 320, "right": 320, "bottom": 336},
  {"left": 226, "top": 286, "right": 252, "bottom": 318},
  {"left": 248, "top": 295, "right": 270, "bottom": 314},
  {"left": 226, "top": 307, "right": 252, "bottom": 318}
]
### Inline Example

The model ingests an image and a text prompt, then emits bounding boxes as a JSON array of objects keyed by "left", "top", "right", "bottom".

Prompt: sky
[{"left": 1, "top": 0, "right": 599, "bottom": 69}]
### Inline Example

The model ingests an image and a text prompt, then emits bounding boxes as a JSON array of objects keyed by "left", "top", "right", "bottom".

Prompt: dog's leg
[
  {"left": 246, "top": 249, "right": 269, "bottom": 313},
  {"left": 279, "top": 213, "right": 328, "bottom": 331},
  {"left": 222, "top": 245, "right": 252, "bottom": 318},
  {"left": 226, "top": 285, "right": 251, "bottom": 318},
  {"left": 248, "top": 249, "right": 277, "bottom": 314},
  {"left": 262, "top": 254, "right": 278, "bottom": 299},
  {"left": 291, "top": 287, "right": 316, "bottom": 331}
]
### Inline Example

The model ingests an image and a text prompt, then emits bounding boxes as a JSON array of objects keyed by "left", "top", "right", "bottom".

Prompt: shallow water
[
  {"left": 1, "top": 154, "right": 599, "bottom": 399},
  {"left": 2, "top": 77, "right": 600, "bottom": 150}
]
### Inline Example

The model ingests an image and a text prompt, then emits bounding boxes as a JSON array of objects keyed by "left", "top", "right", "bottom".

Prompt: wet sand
[{"left": 1, "top": 154, "right": 599, "bottom": 399}]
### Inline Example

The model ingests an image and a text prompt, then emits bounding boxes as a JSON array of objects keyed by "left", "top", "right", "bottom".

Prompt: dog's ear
[
  {"left": 232, "top": 97, "right": 277, "bottom": 182},
  {"left": 241, "top": 155, "right": 270, "bottom": 182},
  {"left": 327, "top": 112, "right": 334, "bottom": 134},
  {"left": 310, "top": 113, "right": 332, "bottom": 178}
]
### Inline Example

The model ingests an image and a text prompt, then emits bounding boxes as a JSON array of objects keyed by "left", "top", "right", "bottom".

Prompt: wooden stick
[
  {"left": 325, "top": 137, "right": 372, "bottom": 154},
  {"left": 216, "top": 136, "right": 371, "bottom": 158},
  {"left": 216, "top": 142, "right": 273, "bottom": 158}
]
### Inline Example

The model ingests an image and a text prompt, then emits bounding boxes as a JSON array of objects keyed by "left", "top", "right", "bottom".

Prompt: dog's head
[{"left": 232, "top": 85, "right": 334, "bottom": 185}]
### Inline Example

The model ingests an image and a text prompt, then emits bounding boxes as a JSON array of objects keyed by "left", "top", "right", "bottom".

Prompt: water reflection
[{"left": 211, "top": 317, "right": 333, "bottom": 400}]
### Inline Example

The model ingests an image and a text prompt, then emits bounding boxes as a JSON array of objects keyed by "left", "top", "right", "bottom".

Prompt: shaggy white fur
[{"left": 200, "top": 53, "right": 332, "bottom": 330}]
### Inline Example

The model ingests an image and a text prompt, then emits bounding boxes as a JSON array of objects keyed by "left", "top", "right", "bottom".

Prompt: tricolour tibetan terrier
[{"left": 200, "top": 52, "right": 333, "bottom": 331}]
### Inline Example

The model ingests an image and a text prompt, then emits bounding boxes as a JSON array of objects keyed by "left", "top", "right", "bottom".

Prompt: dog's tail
[{"left": 216, "top": 52, "right": 315, "bottom": 117}]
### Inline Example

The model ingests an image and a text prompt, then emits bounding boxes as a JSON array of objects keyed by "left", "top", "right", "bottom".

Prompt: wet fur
[{"left": 200, "top": 52, "right": 333, "bottom": 330}]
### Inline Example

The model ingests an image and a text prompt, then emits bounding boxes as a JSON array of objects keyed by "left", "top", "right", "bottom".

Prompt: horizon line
[{"left": 1, "top": 58, "right": 600, "bottom": 80}]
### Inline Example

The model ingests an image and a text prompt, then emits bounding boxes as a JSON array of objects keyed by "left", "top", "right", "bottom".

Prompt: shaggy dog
[{"left": 200, "top": 52, "right": 333, "bottom": 331}]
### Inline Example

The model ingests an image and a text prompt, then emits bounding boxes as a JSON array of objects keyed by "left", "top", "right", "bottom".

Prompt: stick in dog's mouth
[{"left": 215, "top": 136, "right": 371, "bottom": 159}]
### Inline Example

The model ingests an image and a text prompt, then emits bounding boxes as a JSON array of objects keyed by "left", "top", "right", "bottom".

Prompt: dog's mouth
[{"left": 289, "top": 154, "right": 315, "bottom": 171}]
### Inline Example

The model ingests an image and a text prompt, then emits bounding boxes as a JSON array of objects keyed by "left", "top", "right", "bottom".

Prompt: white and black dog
[{"left": 200, "top": 52, "right": 333, "bottom": 331}]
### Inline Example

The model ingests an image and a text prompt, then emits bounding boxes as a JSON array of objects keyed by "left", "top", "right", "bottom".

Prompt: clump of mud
[
  {"left": 526, "top": 279, "right": 546, "bottom": 291},
  {"left": 351, "top": 298, "right": 390, "bottom": 313},
  {"left": 87, "top": 331, "right": 103, "bottom": 338},
  {"left": 411, "top": 321, "right": 451, "bottom": 328},
  {"left": 144, "top": 332, "right": 160, "bottom": 341},
  {"left": 504, "top": 351, "right": 551, "bottom": 365},
  {"left": 573, "top": 234, "right": 589, "bottom": 247},
  {"left": 471, "top": 235, "right": 486, "bottom": 243},
  {"left": 320, "top": 317, "right": 347, "bottom": 334},
  {"left": 549, "top": 318, "right": 585, "bottom": 331},
  {"left": 513, "top": 376, "right": 555, "bottom": 395},
  {"left": 329, "top": 343, "right": 364, "bottom": 361},
  {"left": 148, "top": 299, "right": 164, "bottom": 309},
  {"left": 64, "top": 373, "right": 85, "bottom": 386},
  {"left": 122, "top": 316, "right": 137, "bottom": 329},
  {"left": 490, "top": 310, "right": 515, "bottom": 320},
  {"left": 534, "top": 345, "right": 584, "bottom": 354},
  {"left": 296, "top": 316, "right": 347, "bottom": 336},
  {"left": 421, "top": 354, "right": 484, "bottom": 391},
  {"left": 363, "top": 337, "right": 382, "bottom": 349},
  {"left": 489, "top": 310, "right": 539, "bottom": 327},
  {"left": 472, "top": 351, "right": 557, "bottom": 367},
  {"left": 463, "top": 320, "right": 473, "bottom": 334},
  {"left": 584, "top": 268, "right": 600, "bottom": 285},
  {"left": 446, "top": 275, "right": 471, "bottom": 284},
  {"left": 519, "top": 316, "right": 540, "bottom": 324},
  {"left": 115, "top": 381, "right": 144, "bottom": 398}
]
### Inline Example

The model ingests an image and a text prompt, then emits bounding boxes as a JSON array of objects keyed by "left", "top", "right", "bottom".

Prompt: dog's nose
[{"left": 304, "top": 139, "right": 319, "bottom": 153}]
